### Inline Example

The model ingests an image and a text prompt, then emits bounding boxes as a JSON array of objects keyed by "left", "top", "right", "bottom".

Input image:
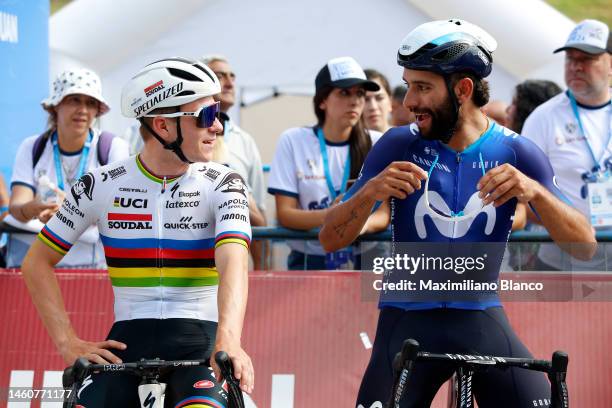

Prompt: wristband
[{"left": 0, "top": 206, "right": 7, "bottom": 213}]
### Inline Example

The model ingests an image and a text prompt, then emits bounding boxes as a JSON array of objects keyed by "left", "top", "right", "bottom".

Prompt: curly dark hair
[{"left": 511, "top": 80, "right": 562, "bottom": 133}]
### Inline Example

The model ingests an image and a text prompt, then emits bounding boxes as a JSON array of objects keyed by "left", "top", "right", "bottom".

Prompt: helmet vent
[
  {"left": 192, "top": 64, "right": 217, "bottom": 82},
  {"left": 168, "top": 68, "right": 203, "bottom": 82},
  {"left": 175, "top": 91, "right": 195, "bottom": 97},
  {"left": 432, "top": 43, "right": 469, "bottom": 62}
]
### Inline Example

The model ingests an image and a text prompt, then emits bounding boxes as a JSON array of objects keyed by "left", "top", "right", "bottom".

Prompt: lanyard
[
  {"left": 52, "top": 130, "right": 92, "bottom": 191},
  {"left": 568, "top": 90, "right": 612, "bottom": 170},
  {"left": 315, "top": 127, "right": 351, "bottom": 201}
]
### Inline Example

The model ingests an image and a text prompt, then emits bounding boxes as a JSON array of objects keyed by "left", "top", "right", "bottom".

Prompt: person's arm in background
[
  {"left": 9, "top": 185, "right": 60, "bottom": 224},
  {"left": 9, "top": 138, "right": 61, "bottom": 223},
  {"left": 511, "top": 203, "right": 527, "bottom": 231},
  {"left": 0, "top": 174, "right": 10, "bottom": 220},
  {"left": 360, "top": 200, "right": 390, "bottom": 234}
]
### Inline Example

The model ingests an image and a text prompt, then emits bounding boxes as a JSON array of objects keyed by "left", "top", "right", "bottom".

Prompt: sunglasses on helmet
[{"left": 143, "top": 101, "right": 221, "bottom": 129}]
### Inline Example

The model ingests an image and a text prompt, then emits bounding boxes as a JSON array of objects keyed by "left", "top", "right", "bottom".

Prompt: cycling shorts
[
  {"left": 356, "top": 307, "right": 552, "bottom": 408},
  {"left": 74, "top": 318, "right": 228, "bottom": 408}
]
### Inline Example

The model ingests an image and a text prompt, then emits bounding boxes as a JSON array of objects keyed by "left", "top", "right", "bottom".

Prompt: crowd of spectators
[{"left": 0, "top": 18, "right": 610, "bottom": 271}]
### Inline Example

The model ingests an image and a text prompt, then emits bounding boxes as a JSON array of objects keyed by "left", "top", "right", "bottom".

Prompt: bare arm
[
  {"left": 21, "top": 240, "right": 125, "bottom": 364},
  {"left": 320, "top": 161, "right": 427, "bottom": 252},
  {"left": 9, "top": 185, "right": 60, "bottom": 223},
  {"left": 511, "top": 203, "right": 527, "bottom": 231},
  {"left": 212, "top": 242, "right": 253, "bottom": 393},
  {"left": 275, "top": 194, "right": 329, "bottom": 231},
  {"left": 360, "top": 200, "right": 391, "bottom": 235}
]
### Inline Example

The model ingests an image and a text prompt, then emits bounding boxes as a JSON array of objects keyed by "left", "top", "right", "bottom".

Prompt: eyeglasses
[
  {"left": 424, "top": 152, "right": 487, "bottom": 222},
  {"left": 143, "top": 101, "right": 221, "bottom": 129}
]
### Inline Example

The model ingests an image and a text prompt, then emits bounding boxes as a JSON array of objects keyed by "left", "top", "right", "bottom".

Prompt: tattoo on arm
[{"left": 332, "top": 199, "right": 372, "bottom": 238}]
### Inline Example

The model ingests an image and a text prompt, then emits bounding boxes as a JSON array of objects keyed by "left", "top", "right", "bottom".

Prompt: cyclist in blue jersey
[{"left": 320, "top": 19, "right": 596, "bottom": 407}]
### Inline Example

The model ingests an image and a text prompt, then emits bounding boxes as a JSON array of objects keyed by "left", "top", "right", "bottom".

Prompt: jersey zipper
[
  {"left": 453, "top": 153, "right": 462, "bottom": 240},
  {"left": 157, "top": 177, "right": 166, "bottom": 318}
]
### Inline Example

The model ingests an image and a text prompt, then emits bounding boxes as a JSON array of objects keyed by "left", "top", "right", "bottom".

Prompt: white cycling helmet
[
  {"left": 397, "top": 19, "right": 497, "bottom": 78},
  {"left": 121, "top": 57, "right": 221, "bottom": 163},
  {"left": 121, "top": 57, "right": 221, "bottom": 118}
]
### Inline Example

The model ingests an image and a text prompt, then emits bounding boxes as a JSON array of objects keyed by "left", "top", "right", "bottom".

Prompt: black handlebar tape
[
  {"left": 400, "top": 338, "right": 420, "bottom": 371},
  {"left": 72, "top": 358, "right": 91, "bottom": 383},
  {"left": 214, "top": 351, "right": 234, "bottom": 380},
  {"left": 549, "top": 351, "right": 569, "bottom": 408}
]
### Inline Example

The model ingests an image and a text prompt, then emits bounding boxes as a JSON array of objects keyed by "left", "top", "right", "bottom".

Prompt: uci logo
[{"left": 114, "top": 197, "right": 148, "bottom": 209}]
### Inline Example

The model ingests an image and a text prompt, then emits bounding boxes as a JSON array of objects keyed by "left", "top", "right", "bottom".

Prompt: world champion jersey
[
  {"left": 38, "top": 155, "right": 251, "bottom": 322},
  {"left": 344, "top": 121, "right": 566, "bottom": 310}
]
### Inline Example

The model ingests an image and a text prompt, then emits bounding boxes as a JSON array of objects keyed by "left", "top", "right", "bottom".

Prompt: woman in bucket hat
[{"left": 7, "top": 67, "right": 128, "bottom": 268}]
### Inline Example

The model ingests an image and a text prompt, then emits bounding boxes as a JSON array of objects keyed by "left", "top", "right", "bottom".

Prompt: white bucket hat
[{"left": 41, "top": 68, "right": 110, "bottom": 116}]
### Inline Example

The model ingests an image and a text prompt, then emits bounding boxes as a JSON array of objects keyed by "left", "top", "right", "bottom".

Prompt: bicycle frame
[
  {"left": 387, "top": 339, "right": 569, "bottom": 408},
  {"left": 62, "top": 352, "right": 245, "bottom": 408}
]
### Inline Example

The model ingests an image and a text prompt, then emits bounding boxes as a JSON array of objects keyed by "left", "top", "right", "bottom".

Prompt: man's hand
[
  {"left": 477, "top": 164, "right": 542, "bottom": 207},
  {"left": 59, "top": 336, "right": 127, "bottom": 365},
  {"left": 211, "top": 342, "right": 254, "bottom": 393},
  {"left": 366, "top": 161, "right": 428, "bottom": 201}
]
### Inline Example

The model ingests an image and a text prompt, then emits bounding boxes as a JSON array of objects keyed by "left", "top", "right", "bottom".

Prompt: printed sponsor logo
[
  {"left": 62, "top": 200, "right": 85, "bottom": 218},
  {"left": 179, "top": 191, "right": 200, "bottom": 198},
  {"left": 165, "top": 200, "right": 200, "bottom": 209},
  {"left": 119, "top": 187, "right": 148, "bottom": 193},
  {"left": 215, "top": 172, "right": 246, "bottom": 197},
  {"left": 107, "top": 213, "right": 153, "bottom": 230},
  {"left": 199, "top": 166, "right": 222, "bottom": 181},
  {"left": 170, "top": 183, "right": 180, "bottom": 199},
  {"left": 144, "top": 80, "right": 165, "bottom": 97},
  {"left": 218, "top": 198, "right": 248, "bottom": 210},
  {"left": 220, "top": 213, "right": 248, "bottom": 223},
  {"left": 164, "top": 216, "right": 209, "bottom": 230},
  {"left": 134, "top": 82, "right": 184, "bottom": 117},
  {"left": 193, "top": 380, "right": 215, "bottom": 389},
  {"left": 71, "top": 173, "right": 95, "bottom": 206},
  {"left": 55, "top": 210, "right": 75, "bottom": 230},
  {"left": 101, "top": 166, "right": 127, "bottom": 182},
  {"left": 113, "top": 197, "right": 148, "bottom": 209}
]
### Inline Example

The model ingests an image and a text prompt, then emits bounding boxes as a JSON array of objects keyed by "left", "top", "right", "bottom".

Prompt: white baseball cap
[
  {"left": 554, "top": 19, "right": 611, "bottom": 55},
  {"left": 42, "top": 68, "right": 110, "bottom": 116}
]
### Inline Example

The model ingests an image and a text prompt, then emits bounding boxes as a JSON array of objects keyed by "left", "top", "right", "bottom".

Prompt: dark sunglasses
[{"left": 143, "top": 101, "right": 221, "bottom": 128}]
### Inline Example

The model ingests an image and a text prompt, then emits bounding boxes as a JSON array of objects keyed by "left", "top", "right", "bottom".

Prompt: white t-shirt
[
  {"left": 221, "top": 118, "right": 266, "bottom": 211},
  {"left": 522, "top": 91, "right": 612, "bottom": 270},
  {"left": 268, "top": 126, "right": 381, "bottom": 255},
  {"left": 8, "top": 129, "right": 129, "bottom": 267}
]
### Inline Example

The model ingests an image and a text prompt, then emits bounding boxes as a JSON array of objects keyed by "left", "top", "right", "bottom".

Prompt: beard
[{"left": 417, "top": 94, "right": 457, "bottom": 143}]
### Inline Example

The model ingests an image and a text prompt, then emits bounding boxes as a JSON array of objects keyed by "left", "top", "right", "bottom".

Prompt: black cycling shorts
[
  {"left": 74, "top": 318, "right": 228, "bottom": 408},
  {"left": 356, "top": 307, "right": 552, "bottom": 408}
]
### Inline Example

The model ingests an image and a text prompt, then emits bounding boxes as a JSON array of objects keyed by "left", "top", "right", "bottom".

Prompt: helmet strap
[
  {"left": 442, "top": 76, "right": 461, "bottom": 144},
  {"left": 139, "top": 117, "right": 193, "bottom": 164}
]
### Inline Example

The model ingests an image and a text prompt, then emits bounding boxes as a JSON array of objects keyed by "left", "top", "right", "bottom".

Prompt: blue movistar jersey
[{"left": 345, "top": 121, "right": 567, "bottom": 310}]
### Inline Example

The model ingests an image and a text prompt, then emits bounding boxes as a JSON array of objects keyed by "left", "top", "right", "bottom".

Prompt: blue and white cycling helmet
[{"left": 397, "top": 19, "right": 497, "bottom": 79}]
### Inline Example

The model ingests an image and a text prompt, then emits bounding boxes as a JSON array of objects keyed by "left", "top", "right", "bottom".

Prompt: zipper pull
[
  {"left": 162, "top": 176, "right": 167, "bottom": 193},
  {"left": 456, "top": 153, "right": 461, "bottom": 163}
]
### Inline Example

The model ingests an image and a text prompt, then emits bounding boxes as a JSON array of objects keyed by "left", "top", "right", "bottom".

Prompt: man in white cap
[
  {"left": 8, "top": 67, "right": 128, "bottom": 267},
  {"left": 522, "top": 19, "right": 611, "bottom": 271}
]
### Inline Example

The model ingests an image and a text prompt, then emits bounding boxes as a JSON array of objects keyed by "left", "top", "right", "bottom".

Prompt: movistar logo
[{"left": 414, "top": 191, "right": 496, "bottom": 238}]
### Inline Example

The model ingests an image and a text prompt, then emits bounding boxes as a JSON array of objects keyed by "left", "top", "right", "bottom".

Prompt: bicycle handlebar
[
  {"left": 62, "top": 353, "right": 245, "bottom": 408},
  {"left": 386, "top": 339, "right": 569, "bottom": 408}
]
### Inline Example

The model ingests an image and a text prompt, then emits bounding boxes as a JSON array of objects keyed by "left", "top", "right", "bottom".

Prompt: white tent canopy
[{"left": 49, "top": 0, "right": 575, "bottom": 136}]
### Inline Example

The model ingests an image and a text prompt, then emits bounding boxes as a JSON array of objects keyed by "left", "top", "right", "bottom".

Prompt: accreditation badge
[{"left": 586, "top": 177, "right": 612, "bottom": 228}]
